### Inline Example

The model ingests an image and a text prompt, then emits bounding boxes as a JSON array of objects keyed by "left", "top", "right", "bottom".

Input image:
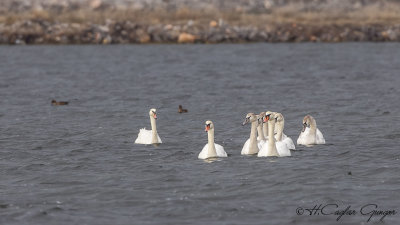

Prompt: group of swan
[
  {"left": 134, "top": 108, "right": 325, "bottom": 160},
  {"left": 241, "top": 111, "right": 294, "bottom": 157}
]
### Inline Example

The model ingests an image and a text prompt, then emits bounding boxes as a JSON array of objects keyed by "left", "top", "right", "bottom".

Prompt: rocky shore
[
  {"left": 1, "top": 0, "right": 400, "bottom": 44},
  {"left": 1, "top": 20, "right": 400, "bottom": 44}
]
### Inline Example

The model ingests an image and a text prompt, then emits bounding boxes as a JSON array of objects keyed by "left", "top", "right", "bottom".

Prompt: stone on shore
[
  {"left": 178, "top": 33, "right": 196, "bottom": 43},
  {"left": 1, "top": 17, "right": 400, "bottom": 44},
  {"left": 209, "top": 21, "right": 218, "bottom": 27}
]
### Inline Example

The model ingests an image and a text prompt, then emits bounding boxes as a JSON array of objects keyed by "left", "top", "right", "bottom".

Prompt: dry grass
[
  {"left": 234, "top": 3, "right": 400, "bottom": 27},
  {"left": 1, "top": 3, "right": 400, "bottom": 27}
]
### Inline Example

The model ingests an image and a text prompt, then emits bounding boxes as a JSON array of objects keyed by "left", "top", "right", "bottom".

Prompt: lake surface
[{"left": 0, "top": 43, "right": 399, "bottom": 225}]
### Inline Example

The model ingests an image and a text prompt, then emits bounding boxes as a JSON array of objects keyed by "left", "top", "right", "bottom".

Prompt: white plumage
[
  {"left": 198, "top": 143, "right": 227, "bottom": 159},
  {"left": 198, "top": 120, "right": 227, "bottom": 159},
  {"left": 297, "top": 127, "right": 325, "bottom": 145},
  {"left": 297, "top": 115, "right": 325, "bottom": 146},
  {"left": 134, "top": 108, "right": 162, "bottom": 145},
  {"left": 135, "top": 128, "right": 162, "bottom": 144}
]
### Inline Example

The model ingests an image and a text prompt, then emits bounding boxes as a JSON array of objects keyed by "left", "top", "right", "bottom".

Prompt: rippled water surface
[{"left": 1, "top": 44, "right": 399, "bottom": 225}]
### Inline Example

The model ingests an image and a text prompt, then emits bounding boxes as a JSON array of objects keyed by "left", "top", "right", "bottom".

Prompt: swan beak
[
  {"left": 263, "top": 115, "right": 269, "bottom": 123},
  {"left": 205, "top": 125, "right": 210, "bottom": 132},
  {"left": 302, "top": 123, "right": 306, "bottom": 132},
  {"left": 153, "top": 114, "right": 157, "bottom": 119},
  {"left": 242, "top": 120, "right": 248, "bottom": 126}
]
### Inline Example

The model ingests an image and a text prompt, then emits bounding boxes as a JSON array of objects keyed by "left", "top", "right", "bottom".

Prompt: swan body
[
  {"left": 258, "top": 112, "right": 291, "bottom": 157},
  {"left": 135, "top": 129, "right": 162, "bottom": 144},
  {"left": 276, "top": 141, "right": 291, "bottom": 157},
  {"left": 198, "top": 120, "right": 227, "bottom": 159},
  {"left": 198, "top": 143, "right": 227, "bottom": 159},
  {"left": 242, "top": 138, "right": 264, "bottom": 153},
  {"left": 297, "top": 127, "right": 325, "bottom": 145},
  {"left": 135, "top": 108, "right": 162, "bottom": 144},
  {"left": 241, "top": 113, "right": 260, "bottom": 155},
  {"left": 297, "top": 115, "right": 325, "bottom": 145}
]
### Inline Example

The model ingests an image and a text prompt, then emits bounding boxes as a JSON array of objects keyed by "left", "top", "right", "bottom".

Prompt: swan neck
[
  {"left": 248, "top": 121, "right": 259, "bottom": 154},
  {"left": 150, "top": 116, "right": 158, "bottom": 143},
  {"left": 263, "top": 122, "right": 268, "bottom": 137},
  {"left": 268, "top": 120, "right": 279, "bottom": 156},
  {"left": 309, "top": 118, "right": 317, "bottom": 134},
  {"left": 207, "top": 129, "right": 217, "bottom": 157},
  {"left": 208, "top": 129, "right": 215, "bottom": 146},
  {"left": 257, "top": 124, "right": 265, "bottom": 141},
  {"left": 275, "top": 121, "right": 283, "bottom": 141},
  {"left": 268, "top": 121, "right": 275, "bottom": 146}
]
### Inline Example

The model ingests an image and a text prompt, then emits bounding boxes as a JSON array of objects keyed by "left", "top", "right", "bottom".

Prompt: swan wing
[
  {"left": 257, "top": 140, "right": 269, "bottom": 157},
  {"left": 198, "top": 144, "right": 209, "bottom": 159},
  {"left": 257, "top": 140, "right": 266, "bottom": 149},
  {"left": 283, "top": 136, "right": 296, "bottom": 150},
  {"left": 297, "top": 127, "right": 311, "bottom": 145},
  {"left": 134, "top": 128, "right": 152, "bottom": 144},
  {"left": 215, "top": 143, "right": 227, "bottom": 157},
  {"left": 241, "top": 138, "right": 250, "bottom": 155},
  {"left": 156, "top": 134, "right": 163, "bottom": 143},
  {"left": 276, "top": 141, "right": 291, "bottom": 157},
  {"left": 316, "top": 128, "right": 325, "bottom": 144}
]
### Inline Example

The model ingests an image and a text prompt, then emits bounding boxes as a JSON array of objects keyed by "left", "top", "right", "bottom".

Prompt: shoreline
[
  {"left": 2, "top": 2, "right": 400, "bottom": 44},
  {"left": 1, "top": 22, "right": 399, "bottom": 45}
]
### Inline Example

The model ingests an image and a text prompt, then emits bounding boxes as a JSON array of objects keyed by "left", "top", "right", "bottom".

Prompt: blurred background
[{"left": 1, "top": 0, "right": 400, "bottom": 44}]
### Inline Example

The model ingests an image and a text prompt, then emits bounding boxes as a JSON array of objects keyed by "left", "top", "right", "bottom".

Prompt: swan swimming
[
  {"left": 258, "top": 112, "right": 291, "bottom": 157},
  {"left": 198, "top": 120, "right": 227, "bottom": 159},
  {"left": 134, "top": 108, "right": 162, "bottom": 145},
  {"left": 274, "top": 112, "right": 296, "bottom": 150},
  {"left": 241, "top": 113, "right": 261, "bottom": 155},
  {"left": 297, "top": 115, "right": 325, "bottom": 146}
]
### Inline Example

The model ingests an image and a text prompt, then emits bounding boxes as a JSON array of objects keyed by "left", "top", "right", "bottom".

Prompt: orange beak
[
  {"left": 263, "top": 116, "right": 269, "bottom": 123},
  {"left": 205, "top": 125, "right": 210, "bottom": 132},
  {"left": 153, "top": 114, "right": 157, "bottom": 119}
]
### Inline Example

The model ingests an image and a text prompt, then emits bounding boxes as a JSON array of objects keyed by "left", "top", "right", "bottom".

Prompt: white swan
[
  {"left": 241, "top": 113, "right": 261, "bottom": 155},
  {"left": 274, "top": 112, "right": 296, "bottom": 150},
  {"left": 134, "top": 108, "right": 162, "bottom": 145},
  {"left": 297, "top": 115, "right": 325, "bottom": 146},
  {"left": 198, "top": 121, "right": 227, "bottom": 159},
  {"left": 258, "top": 112, "right": 291, "bottom": 157}
]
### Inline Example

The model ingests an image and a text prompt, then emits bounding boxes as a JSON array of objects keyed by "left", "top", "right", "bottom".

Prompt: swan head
[
  {"left": 242, "top": 113, "right": 257, "bottom": 125},
  {"left": 272, "top": 113, "right": 279, "bottom": 122},
  {"left": 256, "top": 114, "right": 263, "bottom": 125},
  {"left": 149, "top": 108, "right": 157, "bottom": 119},
  {"left": 205, "top": 120, "right": 214, "bottom": 132},
  {"left": 302, "top": 115, "right": 314, "bottom": 132},
  {"left": 263, "top": 111, "right": 274, "bottom": 123},
  {"left": 275, "top": 112, "right": 284, "bottom": 122},
  {"left": 259, "top": 112, "right": 266, "bottom": 123}
]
